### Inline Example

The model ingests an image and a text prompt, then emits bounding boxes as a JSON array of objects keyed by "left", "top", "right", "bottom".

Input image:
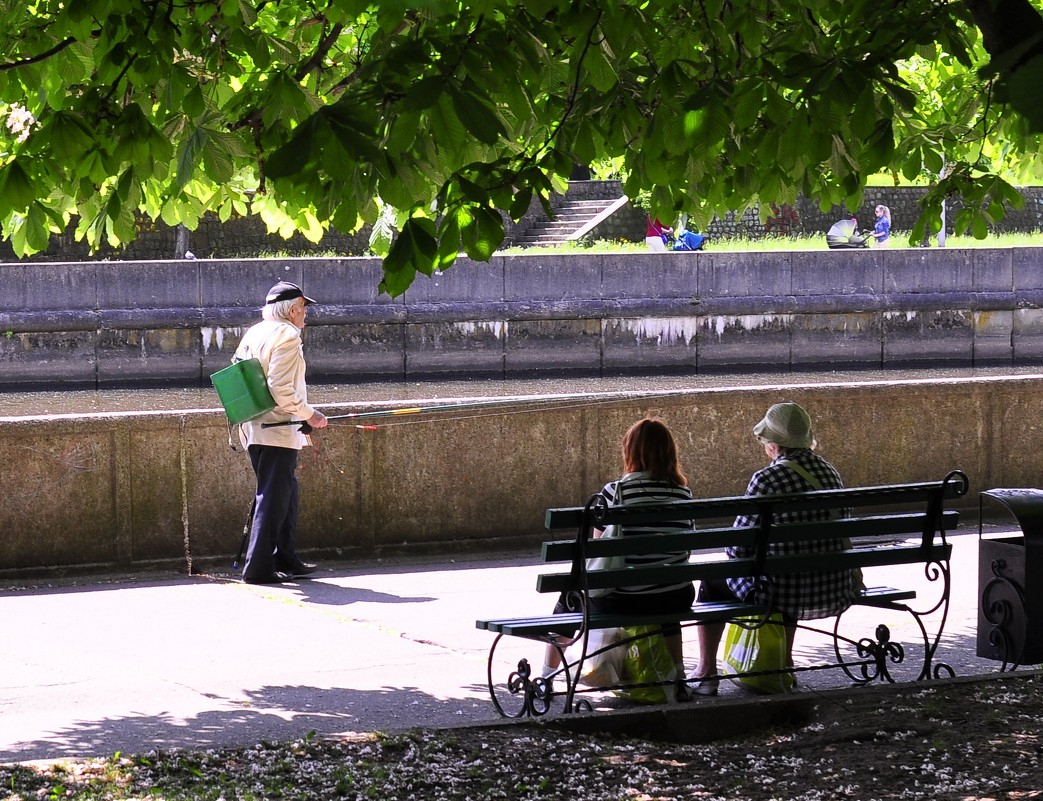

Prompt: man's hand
[{"left": 308, "top": 411, "right": 328, "bottom": 429}]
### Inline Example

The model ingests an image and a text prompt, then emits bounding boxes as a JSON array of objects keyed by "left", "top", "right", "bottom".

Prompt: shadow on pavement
[{"left": 1, "top": 683, "right": 497, "bottom": 763}]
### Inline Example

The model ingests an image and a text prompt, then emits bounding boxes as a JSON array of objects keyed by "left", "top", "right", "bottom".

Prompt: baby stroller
[
  {"left": 671, "top": 229, "right": 707, "bottom": 251},
  {"left": 826, "top": 218, "right": 869, "bottom": 249}
]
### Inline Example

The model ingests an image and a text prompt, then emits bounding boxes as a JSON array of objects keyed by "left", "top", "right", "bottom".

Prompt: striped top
[{"left": 599, "top": 471, "right": 693, "bottom": 597}]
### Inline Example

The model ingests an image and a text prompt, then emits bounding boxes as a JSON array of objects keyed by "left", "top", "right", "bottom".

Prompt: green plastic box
[{"left": 210, "top": 358, "right": 276, "bottom": 423}]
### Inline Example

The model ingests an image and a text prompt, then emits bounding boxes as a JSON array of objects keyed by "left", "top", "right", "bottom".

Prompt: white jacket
[{"left": 233, "top": 319, "right": 316, "bottom": 450}]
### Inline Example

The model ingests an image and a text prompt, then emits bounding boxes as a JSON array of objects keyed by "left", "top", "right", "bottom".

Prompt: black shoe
[
  {"left": 286, "top": 562, "right": 318, "bottom": 577},
  {"left": 242, "top": 571, "right": 292, "bottom": 585}
]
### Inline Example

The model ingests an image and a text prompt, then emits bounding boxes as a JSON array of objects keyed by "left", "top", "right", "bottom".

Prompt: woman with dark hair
[{"left": 542, "top": 416, "right": 695, "bottom": 694}]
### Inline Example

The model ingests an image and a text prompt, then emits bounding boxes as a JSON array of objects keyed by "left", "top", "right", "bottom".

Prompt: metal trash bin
[{"left": 977, "top": 488, "right": 1043, "bottom": 669}]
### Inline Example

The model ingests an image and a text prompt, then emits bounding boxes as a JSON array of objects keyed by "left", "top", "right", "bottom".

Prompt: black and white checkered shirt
[{"left": 726, "top": 450, "right": 861, "bottom": 620}]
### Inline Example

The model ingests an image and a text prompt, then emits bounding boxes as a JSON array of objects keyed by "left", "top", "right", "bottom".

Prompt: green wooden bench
[{"left": 476, "top": 470, "right": 969, "bottom": 717}]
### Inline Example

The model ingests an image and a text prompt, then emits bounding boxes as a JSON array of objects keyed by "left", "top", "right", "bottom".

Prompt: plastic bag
[
  {"left": 568, "top": 627, "right": 626, "bottom": 688},
  {"left": 722, "top": 614, "right": 795, "bottom": 694},
  {"left": 616, "top": 625, "right": 678, "bottom": 704}
]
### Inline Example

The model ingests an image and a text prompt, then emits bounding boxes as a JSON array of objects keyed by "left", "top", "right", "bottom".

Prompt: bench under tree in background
[{"left": 476, "top": 471, "right": 969, "bottom": 718}]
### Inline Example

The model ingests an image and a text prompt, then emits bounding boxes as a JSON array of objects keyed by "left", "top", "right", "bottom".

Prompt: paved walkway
[{"left": 0, "top": 531, "right": 1020, "bottom": 763}]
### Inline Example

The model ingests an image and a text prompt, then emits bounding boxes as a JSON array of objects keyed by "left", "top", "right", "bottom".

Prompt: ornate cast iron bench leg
[{"left": 486, "top": 633, "right": 571, "bottom": 718}]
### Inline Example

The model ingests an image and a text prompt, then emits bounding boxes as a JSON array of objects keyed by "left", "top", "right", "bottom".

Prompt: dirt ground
[
  {"left": 2, "top": 672, "right": 1041, "bottom": 800},
  {"left": 536, "top": 672, "right": 1043, "bottom": 800}
]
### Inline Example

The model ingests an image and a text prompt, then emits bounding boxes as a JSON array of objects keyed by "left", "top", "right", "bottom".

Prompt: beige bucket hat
[{"left": 753, "top": 402, "right": 815, "bottom": 449}]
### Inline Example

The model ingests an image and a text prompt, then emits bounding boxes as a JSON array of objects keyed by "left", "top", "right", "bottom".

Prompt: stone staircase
[{"left": 510, "top": 197, "right": 622, "bottom": 247}]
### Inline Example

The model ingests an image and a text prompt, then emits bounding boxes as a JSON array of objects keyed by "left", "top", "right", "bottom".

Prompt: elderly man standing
[
  {"left": 688, "top": 401, "right": 862, "bottom": 695},
  {"left": 234, "top": 281, "right": 328, "bottom": 584}
]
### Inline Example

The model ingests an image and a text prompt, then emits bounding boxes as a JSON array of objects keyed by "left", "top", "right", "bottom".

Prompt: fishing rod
[
  {"left": 261, "top": 387, "right": 709, "bottom": 432},
  {"left": 260, "top": 395, "right": 590, "bottom": 432}
]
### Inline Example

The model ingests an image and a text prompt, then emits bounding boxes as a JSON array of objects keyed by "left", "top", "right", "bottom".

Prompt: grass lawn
[{"left": 500, "top": 231, "right": 1043, "bottom": 255}]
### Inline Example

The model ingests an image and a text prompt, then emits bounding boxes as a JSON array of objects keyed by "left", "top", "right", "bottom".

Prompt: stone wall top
[{"left": 0, "top": 248, "right": 1040, "bottom": 390}]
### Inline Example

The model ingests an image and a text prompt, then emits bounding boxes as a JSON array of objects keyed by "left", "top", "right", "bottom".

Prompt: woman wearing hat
[{"left": 688, "top": 402, "right": 862, "bottom": 695}]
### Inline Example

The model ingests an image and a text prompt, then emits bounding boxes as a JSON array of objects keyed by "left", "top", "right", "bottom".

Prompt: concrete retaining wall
[
  {"left": 2, "top": 374, "right": 1039, "bottom": 576},
  {"left": 1, "top": 248, "right": 1042, "bottom": 390}
]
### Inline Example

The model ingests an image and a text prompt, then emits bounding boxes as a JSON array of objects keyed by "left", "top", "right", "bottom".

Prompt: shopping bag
[
  {"left": 567, "top": 627, "right": 626, "bottom": 688},
  {"left": 616, "top": 625, "right": 678, "bottom": 704},
  {"left": 722, "top": 614, "right": 795, "bottom": 694}
]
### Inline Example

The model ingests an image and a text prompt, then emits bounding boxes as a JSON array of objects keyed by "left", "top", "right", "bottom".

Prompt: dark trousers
[{"left": 243, "top": 444, "right": 301, "bottom": 579}]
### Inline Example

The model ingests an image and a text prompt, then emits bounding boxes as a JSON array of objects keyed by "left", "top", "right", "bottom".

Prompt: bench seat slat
[
  {"left": 477, "top": 601, "right": 770, "bottom": 637},
  {"left": 475, "top": 586, "right": 916, "bottom": 637},
  {"left": 856, "top": 586, "right": 916, "bottom": 605}
]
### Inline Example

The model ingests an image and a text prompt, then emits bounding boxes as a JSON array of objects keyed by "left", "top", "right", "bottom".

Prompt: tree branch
[
  {"left": 100, "top": 0, "right": 167, "bottom": 104},
  {"left": 294, "top": 20, "right": 344, "bottom": 82},
  {"left": 328, "top": 16, "right": 414, "bottom": 95},
  {"left": 0, "top": 37, "right": 77, "bottom": 72}
]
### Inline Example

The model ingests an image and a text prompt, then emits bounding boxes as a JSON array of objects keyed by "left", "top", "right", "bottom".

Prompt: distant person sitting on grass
[{"left": 646, "top": 216, "right": 672, "bottom": 251}]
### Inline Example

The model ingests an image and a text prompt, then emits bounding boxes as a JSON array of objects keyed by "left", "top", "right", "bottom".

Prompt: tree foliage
[{"left": 1, "top": 0, "right": 1042, "bottom": 294}]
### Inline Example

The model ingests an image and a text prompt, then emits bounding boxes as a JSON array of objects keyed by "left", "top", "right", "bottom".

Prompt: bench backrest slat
[
  {"left": 540, "top": 510, "right": 959, "bottom": 563},
  {"left": 535, "top": 541, "right": 953, "bottom": 594},
  {"left": 544, "top": 479, "right": 965, "bottom": 531}
]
